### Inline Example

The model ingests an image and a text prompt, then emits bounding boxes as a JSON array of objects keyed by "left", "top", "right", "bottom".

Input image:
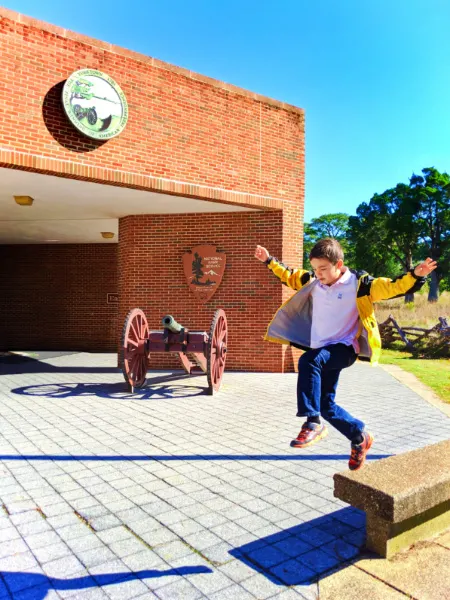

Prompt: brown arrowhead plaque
[{"left": 182, "top": 245, "right": 226, "bottom": 304}]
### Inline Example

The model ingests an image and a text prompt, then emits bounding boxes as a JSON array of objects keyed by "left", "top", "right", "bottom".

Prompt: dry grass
[{"left": 375, "top": 290, "right": 450, "bottom": 328}]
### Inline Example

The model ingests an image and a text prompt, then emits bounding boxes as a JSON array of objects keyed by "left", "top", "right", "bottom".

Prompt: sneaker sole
[
  {"left": 349, "top": 433, "right": 374, "bottom": 470},
  {"left": 290, "top": 426, "right": 329, "bottom": 448}
]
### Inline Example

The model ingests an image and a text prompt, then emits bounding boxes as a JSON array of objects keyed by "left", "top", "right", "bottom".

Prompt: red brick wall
[
  {"left": 0, "top": 245, "right": 118, "bottom": 351},
  {"left": 118, "top": 211, "right": 302, "bottom": 373},
  {"left": 0, "top": 10, "right": 305, "bottom": 371},
  {"left": 0, "top": 11, "right": 304, "bottom": 204}
]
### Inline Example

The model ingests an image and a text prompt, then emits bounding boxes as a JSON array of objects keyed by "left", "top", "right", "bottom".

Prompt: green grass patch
[{"left": 380, "top": 348, "right": 450, "bottom": 403}]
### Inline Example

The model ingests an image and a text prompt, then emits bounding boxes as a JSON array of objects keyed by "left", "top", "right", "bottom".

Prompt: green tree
[
  {"left": 303, "top": 213, "right": 350, "bottom": 265},
  {"left": 348, "top": 185, "right": 421, "bottom": 301},
  {"left": 348, "top": 167, "right": 450, "bottom": 302},
  {"left": 409, "top": 168, "right": 450, "bottom": 302}
]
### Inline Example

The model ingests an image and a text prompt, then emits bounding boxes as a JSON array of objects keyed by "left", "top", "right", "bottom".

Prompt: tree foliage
[
  {"left": 303, "top": 213, "right": 350, "bottom": 265},
  {"left": 305, "top": 168, "right": 450, "bottom": 302}
]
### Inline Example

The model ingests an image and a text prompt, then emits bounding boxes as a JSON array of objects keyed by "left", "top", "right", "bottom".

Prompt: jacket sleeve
[
  {"left": 266, "top": 256, "right": 314, "bottom": 291},
  {"left": 369, "top": 269, "right": 426, "bottom": 302}
]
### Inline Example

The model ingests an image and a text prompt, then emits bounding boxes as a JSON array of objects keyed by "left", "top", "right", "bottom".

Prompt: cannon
[{"left": 121, "top": 308, "right": 228, "bottom": 395}]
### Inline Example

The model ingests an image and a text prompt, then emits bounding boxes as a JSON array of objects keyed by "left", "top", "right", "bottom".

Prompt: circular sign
[{"left": 62, "top": 69, "right": 128, "bottom": 140}]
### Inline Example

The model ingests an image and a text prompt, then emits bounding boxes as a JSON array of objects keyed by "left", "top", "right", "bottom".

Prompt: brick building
[{"left": 0, "top": 8, "right": 305, "bottom": 372}]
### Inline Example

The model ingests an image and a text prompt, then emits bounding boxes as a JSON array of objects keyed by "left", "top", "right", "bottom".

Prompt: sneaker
[
  {"left": 349, "top": 431, "right": 374, "bottom": 471},
  {"left": 290, "top": 422, "right": 328, "bottom": 448}
]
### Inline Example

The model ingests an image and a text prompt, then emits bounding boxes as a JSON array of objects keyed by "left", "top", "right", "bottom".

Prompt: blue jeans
[{"left": 297, "top": 343, "right": 364, "bottom": 441}]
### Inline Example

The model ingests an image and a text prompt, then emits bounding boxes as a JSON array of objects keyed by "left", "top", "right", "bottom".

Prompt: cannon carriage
[{"left": 121, "top": 308, "right": 228, "bottom": 395}]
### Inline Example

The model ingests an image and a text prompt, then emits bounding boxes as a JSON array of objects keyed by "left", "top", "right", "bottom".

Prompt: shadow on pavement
[
  {"left": 0, "top": 453, "right": 390, "bottom": 461},
  {"left": 11, "top": 381, "right": 207, "bottom": 400},
  {"left": 0, "top": 352, "right": 119, "bottom": 375},
  {"left": 1, "top": 566, "right": 212, "bottom": 599},
  {"left": 230, "top": 507, "right": 368, "bottom": 586}
]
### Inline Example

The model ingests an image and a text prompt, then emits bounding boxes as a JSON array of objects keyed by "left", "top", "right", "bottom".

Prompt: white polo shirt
[{"left": 310, "top": 268, "right": 360, "bottom": 352}]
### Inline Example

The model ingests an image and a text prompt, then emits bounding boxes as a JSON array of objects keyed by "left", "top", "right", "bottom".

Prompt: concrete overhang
[{"left": 0, "top": 167, "right": 260, "bottom": 244}]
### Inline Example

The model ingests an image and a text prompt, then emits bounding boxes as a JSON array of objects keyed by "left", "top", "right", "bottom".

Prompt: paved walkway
[{"left": 1, "top": 353, "right": 449, "bottom": 600}]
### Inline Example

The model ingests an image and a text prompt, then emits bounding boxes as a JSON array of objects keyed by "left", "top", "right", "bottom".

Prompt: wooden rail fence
[{"left": 378, "top": 315, "right": 449, "bottom": 357}]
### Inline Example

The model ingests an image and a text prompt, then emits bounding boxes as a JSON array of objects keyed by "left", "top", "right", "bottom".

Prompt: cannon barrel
[{"left": 162, "top": 315, "right": 183, "bottom": 333}]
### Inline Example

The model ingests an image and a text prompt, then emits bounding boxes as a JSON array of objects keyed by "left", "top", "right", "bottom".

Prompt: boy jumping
[{"left": 255, "top": 238, "right": 437, "bottom": 470}]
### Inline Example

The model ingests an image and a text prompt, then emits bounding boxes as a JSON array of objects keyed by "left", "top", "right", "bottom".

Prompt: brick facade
[
  {"left": 0, "top": 9, "right": 305, "bottom": 371},
  {"left": 0, "top": 245, "right": 118, "bottom": 351},
  {"left": 118, "top": 211, "right": 302, "bottom": 373}
]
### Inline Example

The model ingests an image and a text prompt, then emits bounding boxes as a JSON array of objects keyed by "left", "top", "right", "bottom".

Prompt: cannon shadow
[{"left": 11, "top": 379, "right": 209, "bottom": 400}]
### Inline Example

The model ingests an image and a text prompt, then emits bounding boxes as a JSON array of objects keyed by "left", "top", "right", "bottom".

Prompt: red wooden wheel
[
  {"left": 121, "top": 308, "right": 149, "bottom": 390},
  {"left": 207, "top": 309, "right": 228, "bottom": 394}
]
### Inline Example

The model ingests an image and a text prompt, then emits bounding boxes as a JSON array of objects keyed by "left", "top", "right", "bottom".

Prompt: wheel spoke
[
  {"left": 129, "top": 354, "right": 139, "bottom": 372},
  {"left": 136, "top": 358, "right": 144, "bottom": 382},
  {"left": 130, "top": 319, "right": 140, "bottom": 342},
  {"left": 214, "top": 358, "right": 220, "bottom": 381},
  {"left": 136, "top": 315, "right": 143, "bottom": 338}
]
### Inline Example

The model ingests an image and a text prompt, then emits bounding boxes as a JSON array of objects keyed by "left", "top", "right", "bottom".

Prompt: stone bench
[{"left": 333, "top": 439, "right": 450, "bottom": 558}]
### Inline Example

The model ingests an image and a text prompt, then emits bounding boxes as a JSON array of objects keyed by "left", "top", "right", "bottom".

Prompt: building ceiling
[{"left": 0, "top": 167, "right": 258, "bottom": 244}]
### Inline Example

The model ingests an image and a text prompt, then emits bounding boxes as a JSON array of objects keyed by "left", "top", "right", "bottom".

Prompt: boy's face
[{"left": 310, "top": 257, "right": 344, "bottom": 286}]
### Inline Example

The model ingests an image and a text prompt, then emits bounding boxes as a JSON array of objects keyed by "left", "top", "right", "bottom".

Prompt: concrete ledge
[{"left": 334, "top": 440, "right": 450, "bottom": 557}]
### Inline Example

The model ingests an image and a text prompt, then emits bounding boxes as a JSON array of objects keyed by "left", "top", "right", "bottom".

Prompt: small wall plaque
[{"left": 182, "top": 245, "right": 226, "bottom": 304}]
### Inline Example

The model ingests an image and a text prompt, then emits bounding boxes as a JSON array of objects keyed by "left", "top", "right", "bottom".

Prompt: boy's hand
[
  {"left": 255, "top": 245, "right": 270, "bottom": 263},
  {"left": 414, "top": 258, "right": 438, "bottom": 277}
]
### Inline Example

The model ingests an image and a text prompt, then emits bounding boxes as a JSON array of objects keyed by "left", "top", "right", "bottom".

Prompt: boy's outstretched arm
[
  {"left": 369, "top": 258, "right": 438, "bottom": 302},
  {"left": 254, "top": 245, "right": 312, "bottom": 291}
]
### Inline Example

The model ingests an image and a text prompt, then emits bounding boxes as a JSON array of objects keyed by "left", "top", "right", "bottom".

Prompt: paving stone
[
  {"left": 183, "top": 530, "right": 222, "bottom": 551},
  {"left": 2, "top": 567, "right": 48, "bottom": 594},
  {"left": 2, "top": 358, "right": 450, "bottom": 599},
  {"left": 0, "top": 526, "right": 21, "bottom": 542},
  {"left": 0, "top": 538, "right": 29, "bottom": 558},
  {"left": 33, "top": 542, "right": 72, "bottom": 564},
  {"left": 189, "top": 572, "right": 233, "bottom": 596},
  {"left": 0, "top": 578, "right": 10, "bottom": 599},
  {"left": 108, "top": 537, "right": 148, "bottom": 558},
  {"left": 208, "top": 583, "right": 256, "bottom": 600},
  {"left": 269, "top": 559, "right": 317, "bottom": 586},
  {"left": 62, "top": 589, "right": 110, "bottom": 599},
  {"left": 217, "top": 560, "right": 260, "bottom": 583},
  {"left": 139, "top": 528, "right": 178, "bottom": 547},
  {"left": 78, "top": 547, "right": 117, "bottom": 569},
  {"left": 43, "top": 555, "right": 86, "bottom": 579},
  {"left": 155, "top": 578, "right": 204, "bottom": 600},
  {"left": 7, "top": 582, "right": 53, "bottom": 600},
  {"left": 90, "top": 515, "right": 122, "bottom": 531},
  {"left": 198, "top": 541, "right": 233, "bottom": 565},
  {"left": 88, "top": 558, "right": 132, "bottom": 584},
  {"left": 121, "top": 550, "right": 166, "bottom": 572},
  {"left": 154, "top": 541, "right": 193, "bottom": 561},
  {"left": 243, "top": 571, "right": 292, "bottom": 598},
  {"left": 101, "top": 575, "right": 149, "bottom": 600}
]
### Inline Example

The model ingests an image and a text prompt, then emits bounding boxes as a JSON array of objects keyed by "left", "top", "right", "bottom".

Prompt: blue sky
[{"left": 5, "top": 0, "right": 450, "bottom": 221}]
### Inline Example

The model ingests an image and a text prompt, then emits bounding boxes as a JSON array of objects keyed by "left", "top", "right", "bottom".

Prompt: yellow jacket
[{"left": 264, "top": 258, "right": 426, "bottom": 365}]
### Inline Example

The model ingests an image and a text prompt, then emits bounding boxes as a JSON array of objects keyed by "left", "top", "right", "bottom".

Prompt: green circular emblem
[{"left": 62, "top": 69, "right": 128, "bottom": 140}]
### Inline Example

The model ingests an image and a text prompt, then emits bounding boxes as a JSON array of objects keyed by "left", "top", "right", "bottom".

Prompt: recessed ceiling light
[
  {"left": 101, "top": 232, "right": 115, "bottom": 239},
  {"left": 14, "top": 195, "right": 34, "bottom": 206}
]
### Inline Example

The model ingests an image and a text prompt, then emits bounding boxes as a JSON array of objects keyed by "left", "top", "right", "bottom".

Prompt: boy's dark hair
[{"left": 309, "top": 238, "right": 344, "bottom": 264}]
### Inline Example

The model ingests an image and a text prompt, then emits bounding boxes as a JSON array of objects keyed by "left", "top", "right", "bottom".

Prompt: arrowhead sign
[{"left": 182, "top": 245, "right": 226, "bottom": 304}]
